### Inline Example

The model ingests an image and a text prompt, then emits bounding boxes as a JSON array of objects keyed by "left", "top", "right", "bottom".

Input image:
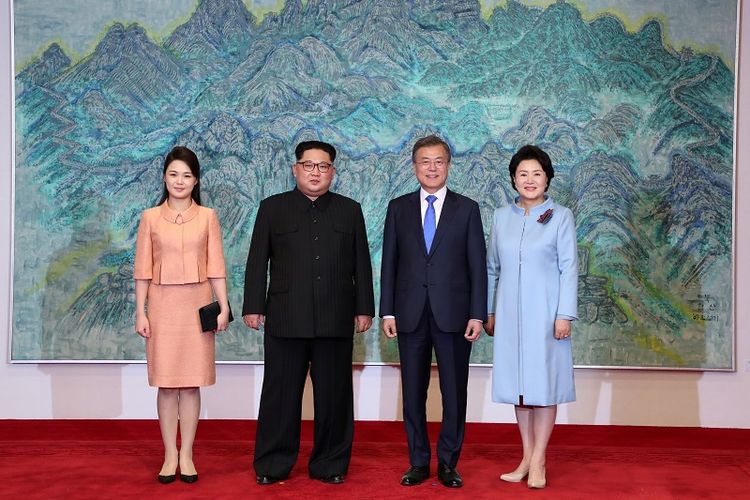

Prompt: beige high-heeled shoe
[
  {"left": 500, "top": 469, "right": 529, "bottom": 483},
  {"left": 527, "top": 467, "right": 546, "bottom": 489}
]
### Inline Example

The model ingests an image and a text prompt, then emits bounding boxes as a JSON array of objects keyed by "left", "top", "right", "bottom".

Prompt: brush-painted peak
[
  {"left": 488, "top": 0, "right": 538, "bottom": 37},
  {"left": 61, "top": 22, "right": 181, "bottom": 84},
  {"left": 165, "top": 0, "right": 255, "bottom": 63},
  {"left": 97, "top": 23, "right": 159, "bottom": 61},
  {"left": 637, "top": 19, "right": 666, "bottom": 48},
  {"left": 16, "top": 43, "right": 71, "bottom": 91},
  {"left": 522, "top": 0, "right": 596, "bottom": 54},
  {"left": 52, "top": 22, "right": 186, "bottom": 116},
  {"left": 261, "top": 0, "right": 304, "bottom": 31}
]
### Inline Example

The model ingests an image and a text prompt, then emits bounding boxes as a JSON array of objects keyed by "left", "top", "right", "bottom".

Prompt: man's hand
[
  {"left": 243, "top": 314, "right": 265, "bottom": 330},
  {"left": 355, "top": 315, "right": 373, "bottom": 333},
  {"left": 382, "top": 318, "right": 398, "bottom": 338},
  {"left": 464, "top": 319, "right": 483, "bottom": 342}
]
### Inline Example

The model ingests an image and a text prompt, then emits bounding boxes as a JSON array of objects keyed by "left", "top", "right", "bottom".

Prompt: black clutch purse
[{"left": 198, "top": 301, "right": 234, "bottom": 332}]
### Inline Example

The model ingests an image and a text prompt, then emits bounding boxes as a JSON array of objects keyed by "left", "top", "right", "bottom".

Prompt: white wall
[{"left": 2, "top": 2, "right": 749, "bottom": 427}]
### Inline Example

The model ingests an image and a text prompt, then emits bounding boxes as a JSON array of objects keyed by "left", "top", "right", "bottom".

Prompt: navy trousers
[{"left": 397, "top": 302, "right": 472, "bottom": 468}]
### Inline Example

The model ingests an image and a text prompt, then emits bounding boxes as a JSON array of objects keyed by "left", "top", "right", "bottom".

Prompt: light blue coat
[{"left": 487, "top": 196, "right": 578, "bottom": 406}]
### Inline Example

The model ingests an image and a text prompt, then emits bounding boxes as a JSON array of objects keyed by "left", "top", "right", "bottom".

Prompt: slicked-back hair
[
  {"left": 508, "top": 144, "right": 554, "bottom": 192},
  {"left": 158, "top": 146, "right": 202, "bottom": 206},
  {"left": 295, "top": 140, "right": 337, "bottom": 162},
  {"left": 411, "top": 134, "right": 452, "bottom": 164}
]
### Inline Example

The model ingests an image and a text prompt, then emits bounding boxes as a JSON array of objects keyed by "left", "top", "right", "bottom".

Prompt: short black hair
[
  {"left": 158, "top": 146, "right": 201, "bottom": 206},
  {"left": 412, "top": 134, "right": 452, "bottom": 164},
  {"left": 295, "top": 140, "right": 337, "bottom": 162},
  {"left": 508, "top": 144, "right": 554, "bottom": 192}
]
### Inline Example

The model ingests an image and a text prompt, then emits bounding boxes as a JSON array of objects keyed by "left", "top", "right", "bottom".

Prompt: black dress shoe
[
  {"left": 437, "top": 464, "right": 463, "bottom": 488},
  {"left": 157, "top": 474, "right": 175, "bottom": 484},
  {"left": 179, "top": 473, "right": 198, "bottom": 483},
  {"left": 400, "top": 465, "right": 430, "bottom": 486},
  {"left": 318, "top": 474, "right": 345, "bottom": 484},
  {"left": 256, "top": 475, "right": 283, "bottom": 485}
]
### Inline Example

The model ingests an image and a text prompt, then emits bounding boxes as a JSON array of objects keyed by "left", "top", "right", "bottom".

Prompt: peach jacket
[{"left": 134, "top": 202, "right": 226, "bottom": 284}]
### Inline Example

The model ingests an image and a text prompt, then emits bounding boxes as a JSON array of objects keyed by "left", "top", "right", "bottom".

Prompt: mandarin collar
[
  {"left": 511, "top": 195, "right": 553, "bottom": 217},
  {"left": 160, "top": 200, "right": 199, "bottom": 224},
  {"left": 291, "top": 187, "right": 332, "bottom": 211}
]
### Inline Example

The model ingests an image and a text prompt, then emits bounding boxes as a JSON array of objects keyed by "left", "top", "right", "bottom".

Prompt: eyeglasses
[
  {"left": 295, "top": 161, "right": 333, "bottom": 173},
  {"left": 416, "top": 158, "right": 448, "bottom": 169}
]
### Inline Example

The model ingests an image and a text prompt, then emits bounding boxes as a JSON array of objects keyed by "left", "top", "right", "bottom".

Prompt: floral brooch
[{"left": 537, "top": 208, "right": 553, "bottom": 224}]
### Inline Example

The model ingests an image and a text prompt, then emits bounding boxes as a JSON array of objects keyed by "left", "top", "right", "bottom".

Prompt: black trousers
[
  {"left": 253, "top": 335, "right": 354, "bottom": 479},
  {"left": 397, "top": 302, "right": 472, "bottom": 468}
]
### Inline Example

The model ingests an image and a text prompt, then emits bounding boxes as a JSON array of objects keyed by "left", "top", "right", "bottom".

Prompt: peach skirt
[{"left": 146, "top": 281, "right": 215, "bottom": 387}]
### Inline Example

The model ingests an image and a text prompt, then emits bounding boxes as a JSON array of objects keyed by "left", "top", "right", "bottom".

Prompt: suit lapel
[
  {"left": 407, "top": 191, "right": 428, "bottom": 257},
  {"left": 428, "top": 189, "right": 457, "bottom": 256}
]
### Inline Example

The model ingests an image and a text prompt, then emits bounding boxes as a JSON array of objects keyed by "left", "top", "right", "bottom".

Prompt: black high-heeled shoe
[
  {"left": 179, "top": 473, "right": 198, "bottom": 483},
  {"left": 157, "top": 473, "right": 176, "bottom": 484}
]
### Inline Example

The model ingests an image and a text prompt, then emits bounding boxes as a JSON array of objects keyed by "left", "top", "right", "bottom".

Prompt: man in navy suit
[{"left": 380, "top": 135, "right": 487, "bottom": 488}]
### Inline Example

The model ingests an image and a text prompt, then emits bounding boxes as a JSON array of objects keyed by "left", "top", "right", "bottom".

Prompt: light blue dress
[{"left": 487, "top": 196, "right": 578, "bottom": 406}]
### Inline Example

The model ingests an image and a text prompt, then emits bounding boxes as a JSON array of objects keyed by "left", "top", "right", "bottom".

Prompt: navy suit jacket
[{"left": 379, "top": 188, "right": 487, "bottom": 333}]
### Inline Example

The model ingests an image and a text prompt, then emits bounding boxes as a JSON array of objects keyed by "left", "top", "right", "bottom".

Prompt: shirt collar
[
  {"left": 160, "top": 200, "right": 199, "bottom": 224},
  {"left": 419, "top": 185, "right": 448, "bottom": 203}
]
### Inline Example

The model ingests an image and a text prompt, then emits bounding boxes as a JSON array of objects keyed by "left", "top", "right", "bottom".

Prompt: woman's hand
[
  {"left": 216, "top": 310, "right": 230, "bottom": 333},
  {"left": 135, "top": 313, "right": 150, "bottom": 338},
  {"left": 483, "top": 315, "right": 495, "bottom": 336},
  {"left": 554, "top": 319, "right": 572, "bottom": 340}
]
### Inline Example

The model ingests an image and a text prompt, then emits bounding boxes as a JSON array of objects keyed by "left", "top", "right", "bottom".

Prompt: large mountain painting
[{"left": 12, "top": 0, "right": 736, "bottom": 368}]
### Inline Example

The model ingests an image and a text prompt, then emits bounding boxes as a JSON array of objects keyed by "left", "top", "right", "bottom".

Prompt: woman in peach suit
[{"left": 134, "top": 146, "right": 229, "bottom": 484}]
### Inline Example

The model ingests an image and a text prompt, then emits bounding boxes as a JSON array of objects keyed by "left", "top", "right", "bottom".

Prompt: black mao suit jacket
[
  {"left": 242, "top": 188, "right": 375, "bottom": 337},
  {"left": 379, "top": 189, "right": 487, "bottom": 332}
]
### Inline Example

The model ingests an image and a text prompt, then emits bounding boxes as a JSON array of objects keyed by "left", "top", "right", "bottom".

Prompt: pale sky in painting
[
  {"left": 12, "top": 0, "right": 282, "bottom": 67},
  {"left": 13, "top": 0, "right": 738, "bottom": 69},
  {"left": 483, "top": 0, "right": 737, "bottom": 63}
]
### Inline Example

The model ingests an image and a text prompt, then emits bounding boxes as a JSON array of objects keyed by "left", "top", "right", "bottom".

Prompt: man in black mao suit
[
  {"left": 380, "top": 135, "right": 487, "bottom": 488},
  {"left": 243, "top": 140, "right": 375, "bottom": 485}
]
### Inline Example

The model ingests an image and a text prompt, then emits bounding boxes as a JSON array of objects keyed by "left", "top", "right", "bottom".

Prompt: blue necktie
[{"left": 424, "top": 195, "right": 437, "bottom": 252}]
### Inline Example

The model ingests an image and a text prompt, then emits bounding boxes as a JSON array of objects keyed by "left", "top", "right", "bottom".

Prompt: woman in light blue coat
[{"left": 484, "top": 145, "right": 578, "bottom": 489}]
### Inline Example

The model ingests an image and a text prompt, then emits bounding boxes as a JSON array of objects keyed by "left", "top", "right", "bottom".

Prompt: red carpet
[{"left": 1, "top": 420, "right": 748, "bottom": 499}]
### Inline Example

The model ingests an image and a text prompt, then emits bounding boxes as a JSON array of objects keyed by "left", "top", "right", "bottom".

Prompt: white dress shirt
[{"left": 420, "top": 185, "right": 448, "bottom": 227}]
